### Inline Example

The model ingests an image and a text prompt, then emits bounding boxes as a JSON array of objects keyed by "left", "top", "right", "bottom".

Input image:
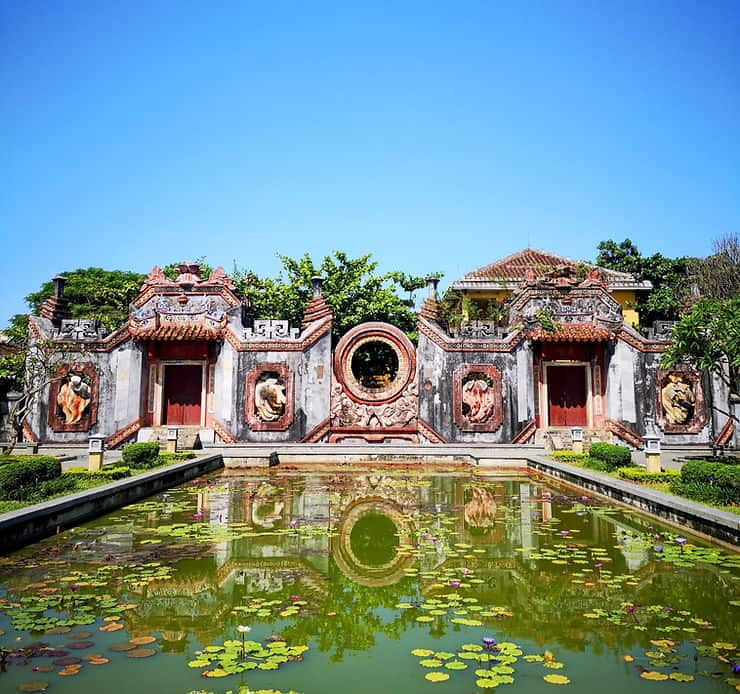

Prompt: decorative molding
[
  {"left": 245, "top": 363, "right": 295, "bottom": 431},
  {"left": 48, "top": 363, "right": 99, "bottom": 433},
  {"left": 105, "top": 417, "right": 144, "bottom": 448},
  {"left": 616, "top": 326, "right": 669, "bottom": 354},
  {"left": 243, "top": 320, "right": 299, "bottom": 341},
  {"left": 301, "top": 417, "right": 331, "bottom": 443},
  {"left": 327, "top": 427, "right": 419, "bottom": 444},
  {"left": 224, "top": 317, "right": 332, "bottom": 353},
  {"left": 417, "top": 317, "right": 525, "bottom": 353},
  {"left": 418, "top": 419, "right": 447, "bottom": 444},
  {"left": 512, "top": 419, "right": 536, "bottom": 444},
  {"left": 208, "top": 415, "right": 238, "bottom": 444},
  {"left": 656, "top": 365, "right": 707, "bottom": 434},
  {"left": 605, "top": 419, "right": 643, "bottom": 448},
  {"left": 714, "top": 418, "right": 734, "bottom": 447},
  {"left": 453, "top": 364, "right": 503, "bottom": 433}
]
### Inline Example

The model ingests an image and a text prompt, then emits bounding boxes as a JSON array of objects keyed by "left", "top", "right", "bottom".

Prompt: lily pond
[{"left": 0, "top": 467, "right": 739, "bottom": 694}]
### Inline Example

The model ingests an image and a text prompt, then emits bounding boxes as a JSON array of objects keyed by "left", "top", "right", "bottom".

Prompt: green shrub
[
  {"left": 157, "top": 452, "right": 196, "bottom": 464},
  {"left": 617, "top": 467, "right": 680, "bottom": 484},
  {"left": 63, "top": 466, "right": 132, "bottom": 481},
  {"left": 588, "top": 443, "right": 633, "bottom": 470},
  {"left": 29, "top": 476, "right": 80, "bottom": 501},
  {"left": 0, "top": 458, "right": 62, "bottom": 500},
  {"left": 671, "top": 460, "right": 740, "bottom": 505},
  {"left": 551, "top": 451, "right": 590, "bottom": 463},
  {"left": 121, "top": 442, "right": 160, "bottom": 469},
  {"left": 582, "top": 457, "right": 609, "bottom": 472}
]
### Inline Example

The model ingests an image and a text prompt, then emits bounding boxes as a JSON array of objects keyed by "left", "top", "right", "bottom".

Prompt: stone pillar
[
  {"left": 311, "top": 275, "right": 323, "bottom": 298},
  {"left": 88, "top": 436, "right": 105, "bottom": 471},
  {"left": 166, "top": 426, "right": 178, "bottom": 453},
  {"left": 571, "top": 426, "right": 584, "bottom": 455},
  {"left": 643, "top": 435, "right": 661, "bottom": 473}
]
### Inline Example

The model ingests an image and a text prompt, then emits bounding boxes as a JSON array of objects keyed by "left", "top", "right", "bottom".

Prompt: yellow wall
[{"left": 611, "top": 290, "right": 639, "bottom": 327}]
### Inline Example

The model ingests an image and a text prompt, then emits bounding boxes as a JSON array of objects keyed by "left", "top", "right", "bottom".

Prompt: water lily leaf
[
  {"left": 543, "top": 674, "right": 571, "bottom": 684},
  {"left": 416, "top": 616, "right": 434, "bottom": 623},
  {"left": 445, "top": 660, "right": 467, "bottom": 670},
  {"left": 524, "top": 655, "right": 545, "bottom": 662},
  {"left": 188, "top": 659, "right": 211, "bottom": 668},
  {"left": 475, "top": 679, "right": 499, "bottom": 688},
  {"left": 258, "top": 662, "right": 279, "bottom": 670},
  {"left": 16, "top": 682, "right": 49, "bottom": 693},
  {"left": 669, "top": 673, "right": 694, "bottom": 682},
  {"left": 461, "top": 644, "right": 483, "bottom": 652},
  {"left": 544, "top": 662, "right": 564, "bottom": 669},
  {"left": 713, "top": 642, "right": 736, "bottom": 650},
  {"left": 419, "top": 659, "right": 443, "bottom": 668},
  {"left": 640, "top": 671, "right": 669, "bottom": 681},
  {"left": 127, "top": 648, "right": 156, "bottom": 658},
  {"left": 424, "top": 672, "right": 450, "bottom": 682},
  {"left": 130, "top": 636, "right": 157, "bottom": 645}
]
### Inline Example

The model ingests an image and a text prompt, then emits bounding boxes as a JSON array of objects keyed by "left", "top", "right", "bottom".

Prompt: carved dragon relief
[{"left": 330, "top": 380, "right": 418, "bottom": 429}]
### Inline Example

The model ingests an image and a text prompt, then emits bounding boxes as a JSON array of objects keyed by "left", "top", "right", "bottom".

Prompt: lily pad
[
  {"left": 543, "top": 674, "right": 571, "bottom": 684},
  {"left": 424, "top": 672, "right": 450, "bottom": 682}
]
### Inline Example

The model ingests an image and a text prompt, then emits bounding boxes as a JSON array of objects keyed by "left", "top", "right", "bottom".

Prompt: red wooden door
[
  {"left": 164, "top": 365, "right": 202, "bottom": 425},
  {"left": 548, "top": 365, "right": 587, "bottom": 426}
]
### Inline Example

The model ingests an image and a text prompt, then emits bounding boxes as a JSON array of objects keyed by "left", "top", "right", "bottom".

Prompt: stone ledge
[{"left": 0, "top": 454, "right": 223, "bottom": 555}]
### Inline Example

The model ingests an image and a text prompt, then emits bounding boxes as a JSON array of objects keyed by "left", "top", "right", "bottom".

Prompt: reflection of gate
[
  {"left": 164, "top": 364, "right": 203, "bottom": 425},
  {"left": 546, "top": 364, "right": 588, "bottom": 426}
]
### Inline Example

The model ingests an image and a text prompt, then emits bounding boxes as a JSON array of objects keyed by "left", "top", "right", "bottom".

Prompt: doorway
[
  {"left": 547, "top": 365, "right": 587, "bottom": 426},
  {"left": 163, "top": 364, "right": 203, "bottom": 425}
]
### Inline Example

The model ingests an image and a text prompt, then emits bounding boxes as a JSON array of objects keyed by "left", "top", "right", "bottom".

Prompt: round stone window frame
[{"left": 333, "top": 322, "right": 416, "bottom": 405}]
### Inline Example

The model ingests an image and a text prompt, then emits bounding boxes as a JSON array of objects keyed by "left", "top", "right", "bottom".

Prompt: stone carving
[
  {"left": 331, "top": 381, "right": 418, "bottom": 428},
  {"left": 57, "top": 373, "right": 91, "bottom": 424},
  {"left": 254, "top": 377, "right": 287, "bottom": 422},
  {"left": 462, "top": 376, "right": 496, "bottom": 423},
  {"left": 48, "top": 363, "right": 99, "bottom": 433},
  {"left": 453, "top": 364, "right": 503, "bottom": 432},
  {"left": 245, "top": 363, "right": 294, "bottom": 431},
  {"left": 57, "top": 319, "right": 103, "bottom": 340},
  {"left": 243, "top": 320, "right": 299, "bottom": 341},
  {"left": 661, "top": 374, "right": 696, "bottom": 425},
  {"left": 452, "top": 320, "right": 498, "bottom": 339}
]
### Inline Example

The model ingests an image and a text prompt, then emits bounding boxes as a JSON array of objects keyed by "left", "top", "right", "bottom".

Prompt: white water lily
[{"left": 237, "top": 624, "right": 251, "bottom": 633}]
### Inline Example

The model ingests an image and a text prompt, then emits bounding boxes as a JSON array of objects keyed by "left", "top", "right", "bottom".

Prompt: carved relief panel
[
  {"left": 656, "top": 365, "right": 706, "bottom": 434},
  {"left": 245, "top": 363, "right": 294, "bottom": 431},
  {"left": 453, "top": 364, "right": 503, "bottom": 432},
  {"left": 48, "top": 363, "right": 99, "bottom": 433}
]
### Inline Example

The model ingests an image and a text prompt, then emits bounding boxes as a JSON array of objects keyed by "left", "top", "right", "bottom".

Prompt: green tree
[
  {"left": 233, "top": 251, "right": 429, "bottom": 341},
  {"left": 162, "top": 257, "right": 214, "bottom": 282},
  {"left": 689, "top": 233, "right": 740, "bottom": 301},
  {"left": 25, "top": 268, "right": 147, "bottom": 331},
  {"left": 661, "top": 297, "right": 740, "bottom": 420},
  {"left": 596, "top": 239, "right": 690, "bottom": 324}
]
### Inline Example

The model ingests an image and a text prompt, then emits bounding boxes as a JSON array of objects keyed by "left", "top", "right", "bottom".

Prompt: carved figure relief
[
  {"left": 57, "top": 373, "right": 91, "bottom": 424},
  {"left": 254, "top": 376, "right": 287, "bottom": 422},
  {"left": 453, "top": 364, "right": 503, "bottom": 432},
  {"left": 331, "top": 381, "right": 418, "bottom": 428},
  {"left": 656, "top": 366, "right": 706, "bottom": 434},
  {"left": 48, "top": 363, "right": 99, "bottom": 433},
  {"left": 661, "top": 374, "right": 695, "bottom": 425},
  {"left": 245, "top": 363, "right": 294, "bottom": 431}
]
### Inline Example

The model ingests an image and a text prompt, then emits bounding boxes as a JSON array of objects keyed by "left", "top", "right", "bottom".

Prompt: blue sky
[{"left": 2, "top": 1, "right": 738, "bottom": 323}]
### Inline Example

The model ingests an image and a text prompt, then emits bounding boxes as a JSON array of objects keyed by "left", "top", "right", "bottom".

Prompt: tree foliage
[
  {"left": 689, "top": 233, "right": 740, "bottom": 301},
  {"left": 661, "top": 297, "right": 740, "bottom": 404},
  {"left": 233, "top": 251, "right": 429, "bottom": 340},
  {"left": 25, "top": 268, "right": 147, "bottom": 331},
  {"left": 596, "top": 239, "right": 690, "bottom": 324}
]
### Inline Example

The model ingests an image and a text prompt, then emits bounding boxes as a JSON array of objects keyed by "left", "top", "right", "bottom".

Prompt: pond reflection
[{"left": 0, "top": 468, "right": 738, "bottom": 694}]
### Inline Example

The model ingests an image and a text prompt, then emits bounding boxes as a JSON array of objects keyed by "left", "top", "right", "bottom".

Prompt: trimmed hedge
[
  {"left": 551, "top": 451, "right": 590, "bottom": 463},
  {"left": 157, "top": 452, "right": 196, "bottom": 463},
  {"left": 121, "top": 442, "right": 160, "bottom": 469},
  {"left": 588, "top": 443, "right": 633, "bottom": 470},
  {"left": 670, "top": 459, "right": 740, "bottom": 505},
  {"left": 617, "top": 467, "right": 680, "bottom": 484},
  {"left": 63, "top": 466, "right": 132, "bottom": 480},
  {"left": 0, "top": 457, "right": 62, "bottom": 500},
  {"left": 582, "top": 457, "right": 609, "bottom": 472}
]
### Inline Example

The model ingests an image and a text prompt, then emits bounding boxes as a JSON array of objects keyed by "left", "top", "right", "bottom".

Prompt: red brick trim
[
  {"left": 656, "top": 365, "right": 707, "bottom": 434},
  {"left": 48, "top": 363, "right": 99, "bottom": 433},
  {"left": 616, "top": 326, "right": 669, "bottom": 353},
  {"left": 105, "top": 417, "right": 144, "bottom": 448},
  {"left": 714, "top": 418, "right": 735, "bottom": 447},
  {"left": 512, "top": 419, "right": 536, "bottom": 444},
  {"left": 301, "top": 417, "right": 331, "bottom": 443},
  {"left": 208, "top": 415, "right": 238, "bottom": 444},
  {"left": 606, "top": 419, "right": 643, "bottom": 448},
  {"left": 245, "top": 363, "right": 294, "bottom": 431},
  {"left": 418, "top": 317, "right": 525, "bottom": 353},
  {"left": 418, "top": 419, "right": 447, "bottom": 443},
  {"left": 453, "top": 364, "right": 503, "bottom": 433}
]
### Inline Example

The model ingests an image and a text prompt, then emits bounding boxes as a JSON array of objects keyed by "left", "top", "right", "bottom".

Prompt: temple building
[{"left": 23, "top": 251, "right": 734, "bottom": 450}]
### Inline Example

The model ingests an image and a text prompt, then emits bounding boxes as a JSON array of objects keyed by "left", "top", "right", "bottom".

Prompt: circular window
[
  {"left": 334, "top": 323, "right": 416, "bottom": 404},
  {"left": 350, "top": 341, "right": 399, "bottom": 390}
]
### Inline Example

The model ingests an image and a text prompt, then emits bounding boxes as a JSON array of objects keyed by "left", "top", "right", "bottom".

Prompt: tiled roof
[
  {"left": 528, "top": 324, "right": 615, "bottom": 342},
  {"left": 452, "top": 248, "right": 649, "bottom": 290},
  {"left": 129, "top": 323, "right": 224, "bottom": 341}
]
